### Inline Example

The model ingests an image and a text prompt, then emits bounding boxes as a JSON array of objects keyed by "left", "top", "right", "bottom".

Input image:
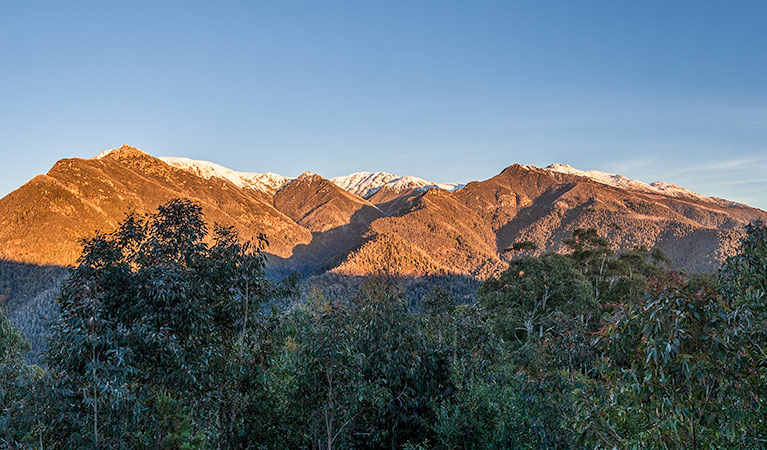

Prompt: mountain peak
[
  {"left": 296, "top": 171, "right": 323, "bottom": 182},
  {"left": 95, "top": 144, "right": 148, "bottom": 160},
  {"left": 500, "top": 163, "right": 539, "bottom": 174},
  {"left": 545, "top": 163, "right": 572, "bottom": 171},
  {"left": 330, "top": 171, "right": 463, "bottom": 198}
]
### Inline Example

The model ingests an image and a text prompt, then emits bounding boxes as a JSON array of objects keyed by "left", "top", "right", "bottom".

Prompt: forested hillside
[
  {"left": 2, "top": 199, "right": 766, "bottom": 448},
  {"left": 0, "top": 260, "right": 66, "bottom": 363}
]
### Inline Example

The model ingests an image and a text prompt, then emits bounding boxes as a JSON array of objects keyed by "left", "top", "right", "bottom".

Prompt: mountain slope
[
  {"left": 454, "top": 164, "right": 761, "bottom": 272},
  {"left": 331, "top": 232, "right": 451, "bottom": 277},
  {"left": 274, "top": 172, "right": 384, "bottom": 233},
  {"left": 0, "top": 145, "right": 311, "bottom": 266},
  {"left": 0, "top": 145, "right": 764, "bottom": 278},
  {"left": 266, "top": 172, "right": 387, "bottom": 275}
]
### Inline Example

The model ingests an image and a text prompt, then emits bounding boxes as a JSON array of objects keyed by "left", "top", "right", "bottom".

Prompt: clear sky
[{"left": 1, "top": 1, "right": 766, "bottom": 208}]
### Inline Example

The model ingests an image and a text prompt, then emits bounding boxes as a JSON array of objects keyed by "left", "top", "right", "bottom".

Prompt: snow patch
[
  {"left": 159, "top": 157, "right": 292, "bottom": 193},
  {"left": 95, "top": 149, "right": 115, "bottom": 159},
  {"left": 330, "top": 172, "right": 400, "bottom": 197},
  {"left": 330, "top": 172, "right": 463, "bottom": 198},
  {"left": 544, "top": 164, "right": 707, "bottom": 200}
]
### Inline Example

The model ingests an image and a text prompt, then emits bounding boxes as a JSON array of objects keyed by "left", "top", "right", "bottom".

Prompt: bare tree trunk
[
  {"left": 525, "top": 317, "right": 534, "bottom": 344},
  {"left": 240, "top": 279, "right": 249, "bottom": 346},
  {"left": 596, "top": 253, "right": 607, "bottom": 301}
]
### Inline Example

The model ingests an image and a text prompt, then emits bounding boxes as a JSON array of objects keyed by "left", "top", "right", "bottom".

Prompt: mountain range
[{"left": 1, "top": 145, "right": 765, "bottom": 280}]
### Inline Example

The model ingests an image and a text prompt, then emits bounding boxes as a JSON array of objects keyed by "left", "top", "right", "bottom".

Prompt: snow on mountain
[
  {"left": 159, "top": 157, "right": 292, "bottom": 193},
  {"left": 433, "top": 182, "right": 465, "bottom": 191},
  {"left": 544, "top": 164, "right": 707, "bottom": 200},
  {"left": 95, "top": 148, "right": 116, "bottom": 159},
  {"left": 97, "top": 147, "right": 715, "bottom": 205},
  {"left": 330, "top": 172, "right": 464, "bottom": 198},
  {"left": 100, "top": 148, "right": 461, "bottom": 199},
  {"left": 330, "top": 172, "right": 400, "bottom": 197}
]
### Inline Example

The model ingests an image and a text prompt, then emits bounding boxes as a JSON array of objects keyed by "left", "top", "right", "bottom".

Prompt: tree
[
  {"left": 479, "top": 253, "right": 597, "bottom": 345},
  {"left": 564, "top": 228, "right": 613, "bottom": 302},
  {"left": 273, "top": 279, "right": 457, "bottom": 449},
  {"left": 421, "top": 287, "right": 455, "bottom": 345},
  {"left": 282, "top": 293, "right": 365, "bottom": 450},
  {"left": 604, "top": 245, "right": 672, "bottom": 305},
  {"left": 574, "top": 273, "right": 750, "bottom": 448},
  {"left": 478, "top": 253, "right": 605, "bottom": 449},
  {"left": 719, "top": 221, "right": 767, "bottom": 444},
  {"left": 43, "top": 198, "right": 281, "bottom": 448},
  {"left": 0, "top": 305, "right": 41, "bottom": 447}
]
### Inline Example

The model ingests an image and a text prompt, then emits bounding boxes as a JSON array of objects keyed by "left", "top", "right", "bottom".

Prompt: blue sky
[{"left": 1, "top": 1, "right": 766, "bottom": 207}]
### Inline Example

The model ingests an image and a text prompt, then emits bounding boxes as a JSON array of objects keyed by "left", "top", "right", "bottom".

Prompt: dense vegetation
[
  {"left": 1, "top": 199, "right": 766, "bottom": 449},
  {"left": 0, "top": 260, "right": 66, "bottom": 363}
]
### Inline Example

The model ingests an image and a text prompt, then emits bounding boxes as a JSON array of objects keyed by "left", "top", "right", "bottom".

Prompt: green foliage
[
  {"left": 143, "top": 391, "right": 208, "bottom": 449},
  {"left": 476, "top": 249, "right": 607, "bottom": 449},
  {"left": 563, "top": 228, "right": 673, "bottom": 306},
  {"left": 0, "top": 305, "right": 44, "bottom": 447},
  {"left": 421, "top": 286, "right": 456, "bottom": 317},
  {"left": 0, "top": 260, "right": 66, "bottom": 364},
  {"left": 430, "top": 323, "right": 575, "bottom": 449},
  {"left": 0, "top": 306, "right": 28, "bottom": 359},
  {"left": 277, "top": 292, "right": 367, "bottom": 448},
  {"left": 3, "top": 210, "right": 767, "bottom": 449},
  {"left": 720, "top": 221, "right": 767, "bottom": 318},
  {"left": 38, "top": 199, "right": 283, "bottom": 448},
  {"left": 719, "top": 221, "right": 767, "bottom": 444},
  {"left": 564, "top": 228, "right": 612, "bottom": 267},
  {"left": 270, "top": 279, "right": 457, "bottom": 449},
  {"left": 479, "top": 253, "right": 598, "bottom": 345},
  {"left": 574, "top": 273, "right": 751, "bottom": 449},
  {"left": 604, "top": 245, "right": 666, "bottom": 304}
]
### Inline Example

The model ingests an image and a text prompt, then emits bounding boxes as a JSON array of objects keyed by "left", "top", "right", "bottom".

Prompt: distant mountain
[
  {"left": 274, "top": 172, "right": 384, "bottom": 233},
  {"left": 155, "top": 159, "right": 464, "bottom": 199},
  {"left": 330, "top": 171, "right": 463, "bottom": 198},
  {"left": 1, "top": 145, "right": 764, "bottom": 278}
]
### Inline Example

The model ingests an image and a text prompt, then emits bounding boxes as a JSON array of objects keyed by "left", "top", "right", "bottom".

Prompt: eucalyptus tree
[
  {"left": 574, "top": 272, "right": 751, "bottom": 449},
  {"left": 719, "top": 221, "right": 767, "bottom": 444},
  {"left": 44, "top": 199, "right": 281, "bottom": 448},
  {"left": 479, "top": 253, "right": 597, "bottom": 346}
]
